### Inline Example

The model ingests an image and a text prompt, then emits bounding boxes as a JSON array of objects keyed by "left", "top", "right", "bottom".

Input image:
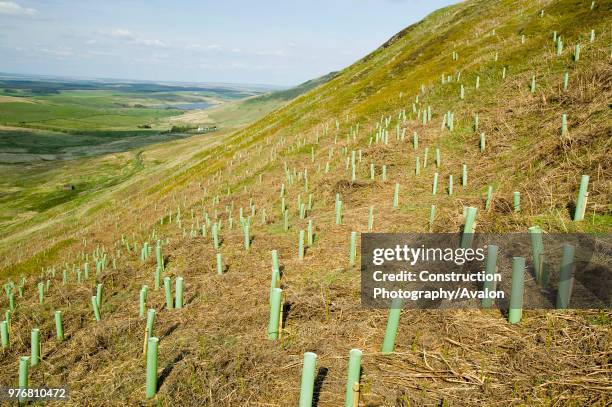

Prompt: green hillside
[
  {"left": 248, "top": 71, "right": 339, "bottom": 103},
  {"left": 0, "top": 0, "right": 610, "bottom": 406}
]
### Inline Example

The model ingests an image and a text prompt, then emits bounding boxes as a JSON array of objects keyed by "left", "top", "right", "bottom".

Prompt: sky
[{"left": 0, "top": 0, "right": 458, "bottom": 87}]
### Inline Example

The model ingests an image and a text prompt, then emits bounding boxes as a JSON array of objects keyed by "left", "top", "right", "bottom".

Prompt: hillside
[
  {"left": 167, "top": 72, "right": 338, "bottom": 130},
  {"left": 249, "top": 71, "right": 339, "bottom": 103},
  {"left": 0, "top": 0, "right": 610, "bottom": 406}
]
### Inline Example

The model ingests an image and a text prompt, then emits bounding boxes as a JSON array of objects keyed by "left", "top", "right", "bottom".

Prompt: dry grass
[{"left": 0, "top": 0, "right": 610, "bottom": 406}]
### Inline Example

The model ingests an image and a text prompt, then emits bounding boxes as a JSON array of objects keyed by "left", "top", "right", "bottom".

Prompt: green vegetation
[{"left": 0, "top": 1, "right": 609, "bottom": 405}]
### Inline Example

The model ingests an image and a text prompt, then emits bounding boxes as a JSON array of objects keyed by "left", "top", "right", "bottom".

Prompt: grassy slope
[{"left": 0, "top": 0, "right": 610, "bottom": 405}]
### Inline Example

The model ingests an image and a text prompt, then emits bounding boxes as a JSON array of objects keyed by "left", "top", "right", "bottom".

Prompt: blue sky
[{"left": 0, "top": 0, "right": 458, "bottom": 86}]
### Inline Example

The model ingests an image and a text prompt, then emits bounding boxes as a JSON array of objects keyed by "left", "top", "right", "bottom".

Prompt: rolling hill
[{"left": 0, "top": 0, "right": 610, "bottom": 405}]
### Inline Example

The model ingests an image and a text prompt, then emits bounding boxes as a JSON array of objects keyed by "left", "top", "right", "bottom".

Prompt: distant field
[
  {"left": 1, "top": 90, "right": 207, "bottom": 133},
  {"left": 0, "top": 74, "right": 332, "bottom": 236},
  {"left": 0, "top": 78, "right": 279, "bottom": 163},
  {"left": 0, "top": 77, "right": 275, "bottom": 133},
  {"left": 0, "top": 77, "right": 270, "bottom": 235}
]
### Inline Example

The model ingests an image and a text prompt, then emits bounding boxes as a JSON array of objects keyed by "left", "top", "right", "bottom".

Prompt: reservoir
[{"left": 164, "top": 102, "right": 214, "bottom": 110}]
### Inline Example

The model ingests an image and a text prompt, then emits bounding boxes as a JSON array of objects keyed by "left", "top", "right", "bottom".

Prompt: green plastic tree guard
[
  {"left": 481, "top": 245, "right": 499, "bottom": 309},
  {"left": 448, "top": 175, "right": 454, "bottom": 195},
  {"left": 349, "top": 232, "right": 357, "bottom": 267},
  {"left": 175, "top": 277, "right": 184, "bottom": 309},
  {"left": 140, "top": 286, "right": 147, "bottom": 318},
  {"left": 216, "top": 252, "right": 223, "bottom": 275},
  {"left": 462, "top": 164, "right": 467, "bottom": 186},
  {"left": 298, "top": 230, "right": 305, "bottom": 260},
  {"left": 368, "top": 206, "right": 374, "bottom": 231},
  {"left": 480, "top": 133, "right": 486, "bottom": 152},
  {"left": 344, "top": 349, "right": 363, "bottom": 407},
  {"left": 96, "top": 283, "right": 103, "bottom": 308},
  {"left": 164, "top": 277, "right": 173, "bottom": 310},
  {"left": 513, "top": 192, "right": 520, "bottom": 212},
  {"left": 381, "top": 298, "right": 403, "bottom": 353},
  {"left": 146, "top": 309, "right": 156, "bottom": 338},
  {"left": 271, "top": 250, "right": 279, "bottom": 276},
  {"left": 308, "top": 220, "right": 314, "bottom": 246},
  {"left": 298, "top": 352, "right": 318, "bottom": 407},
  {"left": 336, "top": 200, "right": 343, "bottom": 225},
  {"left": 528, "top": 226, "right": 544, "bottom": 284},
  {"left": 55, "top": 310, "right": 64, "bottom": 341},
  {"left": 573, "top": 175, "right": 589, "bottom": 221},
  {"left": 485, "top": 186, "right": 493, "bottom": 210},
  {"left": 18, "top": 356, "right": 29, "bottom": 403},
  {"left": 530, "top": 75, "right": 536, "bottom": 93},
  {"left": 212, "top": 223, "right": 220, "bottom": 249},
  {"left": 0, "top": 320, "right": 8, "bottom": 348},
  {"left": 508, "top": 257, "right": 525, "bottom": 324},
  {"left": 38, "top": 282, "right": 44, "bottom": 304},
  {"left": 244, "top": 223, "right": 250, "bottom": 251},
  {"left": 429, "top": 205, "right": 436, "bottom": 232},
  {"left": 267, "top": 288, "right": 282, "bottom": 340},
  {"left": 563, "top": 72, "right": 569, "bottom": 91},
  {"left": 460, "top": 207, "right": 477, "bottom": 248},
  {"left": 432, "top": 173, "right": 439, "bottom": 195},
  {"left": 574, "top": 44, "right": 580, "bottom": 61},
  {"left": 393, "top": 183, "right": 400, "bottom": 208},
  {"left": 156, "top": 242, "right": 164, "bottom": 272},
  {"left": 91, "top": 296, "right": 101, "bottom": 321},
  {"left": 145, "top": 337, "right": 159, "bottom": 399},
  {"left": 270, "top": 269, "right": 280, "bottom": 303},
  {"left": 561, "top": 114, "right": 568, "bottom": 136},
  {"left": 556, "top": 244, "right": 575, "bottom": 309},
  {"left": 31, "top": 328, "right": 40, "bottom": 366}
]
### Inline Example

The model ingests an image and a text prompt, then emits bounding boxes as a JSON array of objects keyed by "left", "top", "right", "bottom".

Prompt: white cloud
[
  {"left": 134, "top": 38, "right": 165, "bottom": 47},
  {"left": 98, "top": 28, "right": 167, "bottom": 48},
  {"left": 39, "top": 46, "right": 72, "bottom": 57},
  {"left": 184, "top": 43, "right": 223, "bottom": 51},
  {"left": 0, "top": 1, "right": 37, "bottom": 16},
  {"left": 107, "top": 28, "right": 135, "bottom": 40}
]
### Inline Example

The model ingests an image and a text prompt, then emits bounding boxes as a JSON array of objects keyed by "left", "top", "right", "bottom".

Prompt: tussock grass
[{"left": 0, "top": 0, "right": 610, "bottom": 405}]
